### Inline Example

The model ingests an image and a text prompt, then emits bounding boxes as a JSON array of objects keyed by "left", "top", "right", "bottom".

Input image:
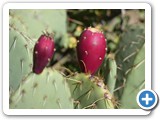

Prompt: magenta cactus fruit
[
  {"left": 77, "top": 27, "right": 107, "bottom": 75},
  {"left": 33, "top": 34, "right": 55, "bottom": 74}
]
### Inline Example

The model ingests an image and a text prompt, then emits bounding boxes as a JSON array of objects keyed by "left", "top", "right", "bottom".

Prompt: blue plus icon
[
  {"left": 142, "top": 93, "right": 153, "bottom": 105},
  {"left": 137, "top": 89, "right": 158, "bottom": 110}
]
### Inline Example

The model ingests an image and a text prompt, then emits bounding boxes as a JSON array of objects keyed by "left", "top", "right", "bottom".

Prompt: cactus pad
[
  {"left": 9, "top": 28, "right": 33, "bottom": 92},
  {"left": 67, "top": 73, "right": 114, "bottom": 109},
  {"left": 9, "top": 9, "right": 68, "bottom": 47},
  {"left": 115, "top": 26, "right": 145, "bottom": 97},
  {"left": 10, "top": 68, "right": 73, "bottom": 109},
  {"left": 106, "top": 58, "right": 117, "bottom": 94},
  {"left": 120, "top": 44, "right": 145, "bottom": 108}
]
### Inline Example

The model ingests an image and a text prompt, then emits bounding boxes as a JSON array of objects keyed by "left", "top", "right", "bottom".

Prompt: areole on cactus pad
[
  {"left": 33, "top": 34, "right": 55, "bottom": 74},
  {"left": 77, "top": 27, "right": 107, "bottom": 75}
]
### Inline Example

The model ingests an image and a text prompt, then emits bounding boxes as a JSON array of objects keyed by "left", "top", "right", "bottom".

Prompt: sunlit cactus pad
[
  {"left": 10, "top": 68, "right": 73, "bottom": 109},
  {"left": 67, "top": 73, "right": 115, "bottom": 109}
]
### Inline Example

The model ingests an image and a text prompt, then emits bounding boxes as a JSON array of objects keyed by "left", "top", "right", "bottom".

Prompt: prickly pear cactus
[
  {"left": 9, "top": 28, "right": 33, "bottom": 92},
  {"left": 115, "top": 26, "right": 145, "bottom": 98},
  {"left": 120, "top": 44, "right": 145, "bottom": 108},
  {"left": 9, "top": 9, "right": 68, "bottom": 93},
  {"left": 106, "top": 58, "right": 117, "bottom": 94},
  {"left": 100, "top": 55, "right": 117, "bottom": 95},
  {"left": 9, "top": 9, "right": 145, "bottom": 110},
  {"left": 67, "top": 73, "right": 114, "bottom": 109},
  {"left": 9, "top": 9, "right": 68, "bottom": 48},
  {"left": 10, "top": 68, "right": 74, "bottom": 109}
]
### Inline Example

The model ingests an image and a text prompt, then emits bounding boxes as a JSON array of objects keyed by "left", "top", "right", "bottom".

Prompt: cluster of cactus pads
[{"left": 9, "top": 10, "right": 145, "bottom": 109}]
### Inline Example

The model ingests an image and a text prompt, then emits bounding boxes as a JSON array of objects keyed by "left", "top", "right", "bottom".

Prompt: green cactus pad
[
  {"left": 67, "top": 73, "right": 114, "bottom": 109},
  {"left": 9, "top": 28, "right": 33, "bottom": 92},
  {"left": 10, "top": 68, "right": 73, "bottom": 109},
  {"left": 9, "top": 9, "right": 68, "bottom": 48},
  {"left": 115, "top": 26, "right": 145, "bottom": 97},
  {"left": 120, "top": 44, "right": 145, "bottom": 108},
  {"left": 9, "top": 9, "right": 69, "bottom": 93},
  {"left": 106, "top": 58, "right": 117, "bottom": 94}
]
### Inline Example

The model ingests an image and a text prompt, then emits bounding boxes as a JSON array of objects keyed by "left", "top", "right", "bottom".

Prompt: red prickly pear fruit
[
  {"left": 33, "top": 34, "right": 55, "bottom": 74},
  {"left": 77, "top": 27, "right": 107, "bottom": 75}
]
